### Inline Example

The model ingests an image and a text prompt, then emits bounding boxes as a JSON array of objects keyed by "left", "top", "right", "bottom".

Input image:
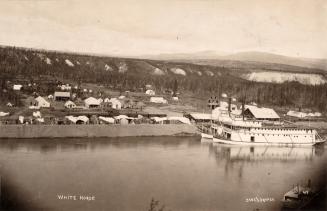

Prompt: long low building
[
  {"left": 54, "top": 91, "right": 71, "bottom": 101},
  {"left": 184, "top": 113, "right": 212, "bottom": 123}
]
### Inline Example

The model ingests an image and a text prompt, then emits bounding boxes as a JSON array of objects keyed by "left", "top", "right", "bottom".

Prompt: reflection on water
[
  {"left": 0, "top": 137, "right": 326, "bottom": 211},
  {"left": 211, "top": 144, "right": 323, "bottom": 162}
]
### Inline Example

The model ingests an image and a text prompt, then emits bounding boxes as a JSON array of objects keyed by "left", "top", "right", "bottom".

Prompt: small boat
[
  {"left": 281, "top": 180, "right": 320, "bottom": 209},
  {"left": 201, "top": 132, "right": 213, "bottom": 139},
  {"left": 198, "top": 124, "right": 213, "bottom": 140}
]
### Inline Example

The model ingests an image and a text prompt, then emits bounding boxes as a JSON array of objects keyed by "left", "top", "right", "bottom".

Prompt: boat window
[{"left": 251, "top": 136, "right": 255, "bottom": 142}]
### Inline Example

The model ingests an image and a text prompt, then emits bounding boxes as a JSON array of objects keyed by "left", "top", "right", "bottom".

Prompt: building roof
[
  {"left": 84, "top": 97, "right": 101, "bottom": 105},
  {"left": 245, "top": 107, "right": 280, "bottom": 119},
  {"left": 287, "top": 110, "right": 307, "bottom": 118},
  {"left": 99, "top": 116, "right": 115, "bottom": 123},
  {"left": 189, "top": 113, "right": 212, "bottom": 120},
  {"left": 54, "top": 91, "right": 70, "bottom": 98},
  {"left": 151, "top": 116, "right": 191, "bottom": 124}
]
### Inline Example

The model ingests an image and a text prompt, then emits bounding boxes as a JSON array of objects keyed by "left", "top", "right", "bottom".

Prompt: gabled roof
[
  {"left": 84, "top": 97, "right": 101, "bottom": 105},
  {"left": 245, "top": 107, "right": 280, "bottom": 119}
]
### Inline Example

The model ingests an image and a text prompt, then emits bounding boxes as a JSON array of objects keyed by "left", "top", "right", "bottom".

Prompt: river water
[{"left": 0, "top": 137, "right": 326, "bottom": 211}]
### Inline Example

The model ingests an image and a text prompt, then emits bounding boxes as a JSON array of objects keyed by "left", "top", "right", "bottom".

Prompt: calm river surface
[{"left": 0, "top": 137, "right": 326, "bottom": 211}]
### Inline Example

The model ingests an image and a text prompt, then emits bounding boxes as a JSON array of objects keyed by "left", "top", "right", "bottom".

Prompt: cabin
[
  {"left": 243, "top": 107, "right": 280, "bottom": 121},
  {"left": 54, "top": 91, "right": 71, "bottom": 101},
  {"left": 84, "top": 97, "right": 101, "bottom": 108}
]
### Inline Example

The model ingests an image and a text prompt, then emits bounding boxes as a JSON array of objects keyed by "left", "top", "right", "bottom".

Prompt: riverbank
[{"left": 0, "top": 124, "right": 199, "bottom": 139}]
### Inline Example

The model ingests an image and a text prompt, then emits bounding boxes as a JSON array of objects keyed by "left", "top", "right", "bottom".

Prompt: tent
[
  {"left": 65, "top": 115, "right": 89, "bottom": 124},
  {"left": 287, "top": 110, "right": 307, "bottom": 118},
  {"left": 99, "top": 116, "right": 115, "bottom": 124},
  {"left": 35, "top": 96, "right": 50, "bottom": 108},
  {"left": 150, "top": 97, "right": 167, "bottom": 104},
  {"left": 33, "top": 111, "right": 42, "bottom": 118}
]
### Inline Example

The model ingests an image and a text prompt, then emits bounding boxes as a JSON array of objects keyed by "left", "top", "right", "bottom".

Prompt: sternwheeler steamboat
[{"left": 210, "top": 101, "right": 325, "bottom": 146}]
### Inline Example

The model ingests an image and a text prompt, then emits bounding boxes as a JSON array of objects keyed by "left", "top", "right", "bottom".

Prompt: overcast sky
[{"left": 0, "top": 0, "right": 326, "bottom": 58}]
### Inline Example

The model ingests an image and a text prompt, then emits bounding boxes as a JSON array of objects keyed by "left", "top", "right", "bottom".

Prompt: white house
[
  {"left": 150, "top": 97, "right": 168, "bottom": 104},
  {"left": 145, "top": 90, "right": 155, "bottom": 95},
  {"left": 35, "top": 96, "right": 50, "bottom": 108},
  {"left": 13, "top": 84, "right": 23, "bottom": 91},
  {"left": 109, "top": 98, "right": 122, "bottom": 110},
  {"left": 84, "top": 97, "right": 101, "bottom": 108},
  {"left": 65, "top": 100, "right": 77, "bottom": 109}
]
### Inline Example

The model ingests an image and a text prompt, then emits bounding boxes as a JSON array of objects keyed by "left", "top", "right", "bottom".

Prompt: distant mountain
[
  {"left": 142, "top": 50, "right": 228, "bottom": 61},
  {"left": 221, "top": 51, "right": 327, "bottom": 71},
  {"left": 144, "top": 51, "right": 327, "bottom": 72}
]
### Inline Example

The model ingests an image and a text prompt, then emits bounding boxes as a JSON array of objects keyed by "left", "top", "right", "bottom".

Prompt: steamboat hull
[{"left": 212, "top": 137, "right": 318, "bottom": 146}]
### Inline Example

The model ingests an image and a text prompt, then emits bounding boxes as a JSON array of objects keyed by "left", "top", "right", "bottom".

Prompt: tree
[{"left": 173, "top": 79, "right": 178, "bottom": 97}]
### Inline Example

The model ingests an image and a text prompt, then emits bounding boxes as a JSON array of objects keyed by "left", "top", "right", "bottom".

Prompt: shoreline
[{"left": 0, "top": 124, "right": 199, "bottom": 139}]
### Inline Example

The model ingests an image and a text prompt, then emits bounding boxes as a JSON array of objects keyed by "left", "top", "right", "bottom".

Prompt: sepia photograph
[{"left": 0, "top": 0, "right": 326, "bottom": 210}]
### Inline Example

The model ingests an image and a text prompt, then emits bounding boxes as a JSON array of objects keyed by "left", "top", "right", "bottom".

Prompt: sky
[{"left": 0, "top": 0, "right": 326, "bottom": 59}]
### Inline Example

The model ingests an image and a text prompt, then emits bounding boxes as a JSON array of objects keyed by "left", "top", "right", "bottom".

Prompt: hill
[
  {"left": 0, "top": 46, "right": 327, "bottom": 112},
  {"left": 145, "top": 51, "right": 327, "bottom": 74}
]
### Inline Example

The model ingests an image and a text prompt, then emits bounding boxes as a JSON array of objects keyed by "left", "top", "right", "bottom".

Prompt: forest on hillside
[{"left": 0, "top": 46, "right": 327, "bottom": 112}]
